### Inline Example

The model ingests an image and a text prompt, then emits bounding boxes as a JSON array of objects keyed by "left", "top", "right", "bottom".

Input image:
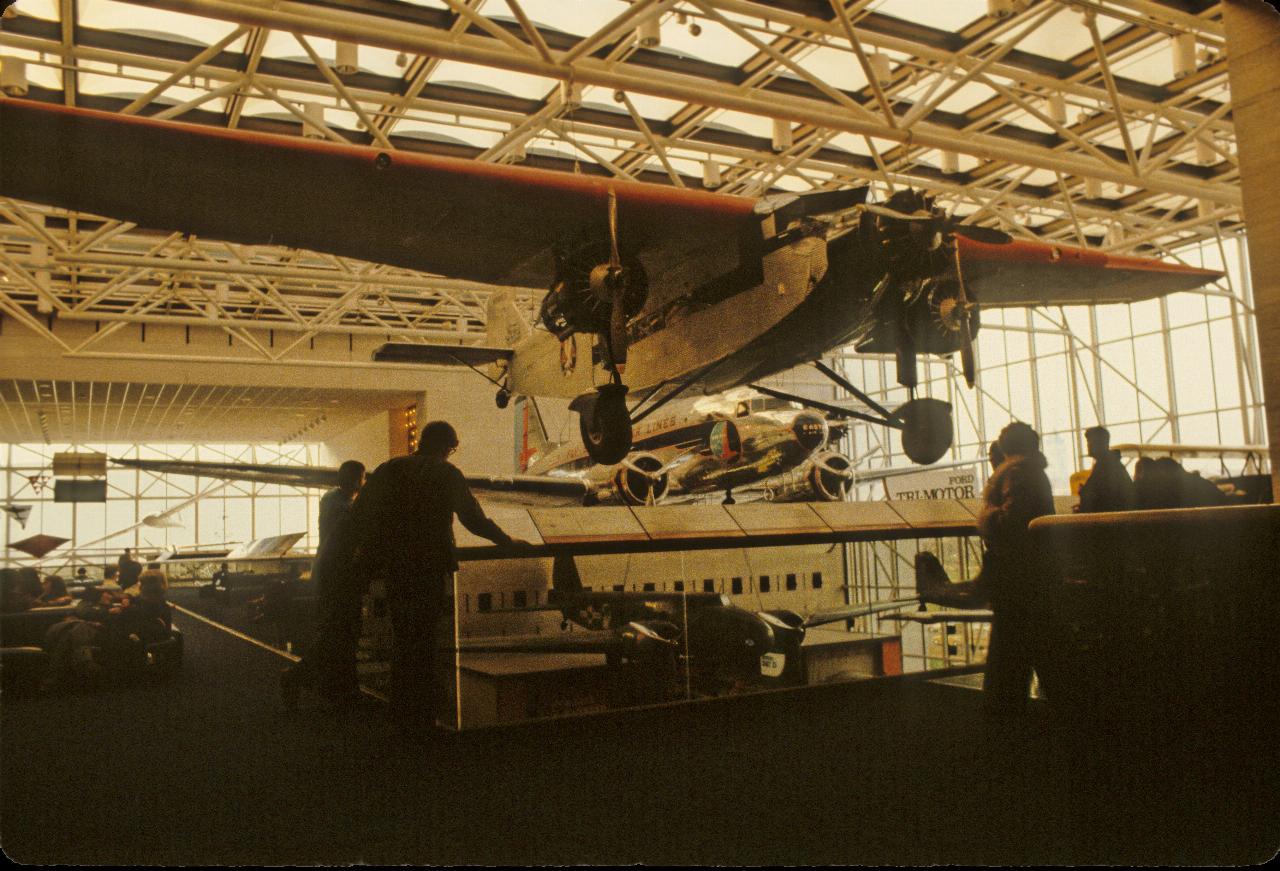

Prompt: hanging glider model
[{"left": 0, "top": 98, "right": 1222, "bottom": 466}]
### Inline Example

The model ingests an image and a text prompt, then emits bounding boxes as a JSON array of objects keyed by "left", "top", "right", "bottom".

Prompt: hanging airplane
[
  {"left": 109, "top": 386, "right": 857, "bottom": 506},
  {"left": 0, "top": 98, "right": 1222, "bottom": 467}
]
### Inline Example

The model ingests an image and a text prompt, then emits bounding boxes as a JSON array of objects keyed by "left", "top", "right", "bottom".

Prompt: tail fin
[
  {"left": 513, "top": 396, "right": 550, "bottom": 472},
  {"left": 486, "top": 290, "right": 530, "bottom": 347},
  {"left": 548, "top": 553, "right": 584, "bottom": 606}
]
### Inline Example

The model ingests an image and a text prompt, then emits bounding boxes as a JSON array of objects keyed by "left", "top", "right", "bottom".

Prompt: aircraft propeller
[
  {"left": 810, "top": 450, "right": 855, "bottom": 500},
  {"left": 588, "top": 189, "right": 633, "bottom": 375}
]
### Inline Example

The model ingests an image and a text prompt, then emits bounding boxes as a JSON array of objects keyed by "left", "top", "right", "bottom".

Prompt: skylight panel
[
  {"left": 657, "top": 14, "right": 758, "bottom": 67},
  {"left": 935, "top": 80, "right": 998, "bottom": 114},
  {"left": 80, "top": 0, "right": 239, "bottom": 46},
  {"left": 1110, "top": 40, "right": 1181, "bottom": 86},
  {"left": 872, "top": 0, "right": 989, "bottom": 34},
  {"left": 771, "top": 175, "right": 811, "bottom": 193},
  {"left": 707, "top": 109, "right": 775, "bottom": 139},
  {"left": 995, "top": 7, "right": 1126, "bottom": 62},
  {"left": 394, "top": 119, "right": 499, "bottom": 150},
  {"left": 507, "top": 0, "right": 629, "bottom": 39},
  {"left": 11, "top": 0, "right": 58, "bottom": 21},
  {"left": 429, "top": 59, "right": 555, "bottom": 99},
  {"left": 796, "top": 45, "right": 870, "bottom": 93}
]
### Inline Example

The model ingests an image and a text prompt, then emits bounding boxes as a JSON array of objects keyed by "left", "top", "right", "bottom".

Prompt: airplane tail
[
  {"left": 485, "top": 289, "right": 530, "bottom": 347},
  {"left": 913, "top": 552, "right": 952, "bottom": 604},
  {"left": 513, "top": 396, "right": 550, "bottom": 472},
  {"left": 914, "top": 552, "right": 989, "bottom": 609},
  {"left": 549, "top": 553, "right": 584, "bottom": 602}
]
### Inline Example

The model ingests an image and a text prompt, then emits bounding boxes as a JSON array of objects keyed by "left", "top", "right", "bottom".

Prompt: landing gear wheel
[
  {"left": 577, "top": 384, "right": 631, "bottom": 465},
  {"left": 495, "top": 388, "right": 511, "bottom": 409},
  {"left": 895, "top": 397, "right": 953, "bottom": 465}
]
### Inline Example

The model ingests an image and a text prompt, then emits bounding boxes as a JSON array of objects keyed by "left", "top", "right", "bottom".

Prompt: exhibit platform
[
  {"left": 457, "top": 629, "right": 902, "bottom": 727},
  {"left": 3, "top": 605, "right": 1276, "bottom": 866}
]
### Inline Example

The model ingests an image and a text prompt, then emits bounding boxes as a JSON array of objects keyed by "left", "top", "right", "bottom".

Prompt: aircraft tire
[
  {"left": 896, "top": 397, "right": 953, "bottom": 465},
  {"left": 578, "top": 386, "right": 631, "bottom": 465}
]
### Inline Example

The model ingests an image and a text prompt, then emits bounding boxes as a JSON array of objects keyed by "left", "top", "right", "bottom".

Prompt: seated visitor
[
  {"left": 1, "top": 567, "right": 40, "bottom": 613},
  {"left": 39, "top": 575, "right": 73, "bottom": 606}
]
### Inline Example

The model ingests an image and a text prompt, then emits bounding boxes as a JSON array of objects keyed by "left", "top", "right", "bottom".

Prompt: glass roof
[{"left": 0, "top": 0, "right": 1240, "bottom": 255}]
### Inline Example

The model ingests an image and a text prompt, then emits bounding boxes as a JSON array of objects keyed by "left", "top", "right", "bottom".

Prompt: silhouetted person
[
  {"left": 1076, "top": 426, "right": 1134, "bottom": 513},
  {"left": 319, "top": 460, "right": 365, "bottom": 547},
  {"left": 279, "top": 461, "right": 367, "bottom": 710},
  {"left": 1134, "top": 455, "right": 1228, "bottom": 509},
  {"left": 1, "top": 567, "right": 38, "bottom": 613},
  {"left": 39, "top": 575, "right": 72, "bottom": 606},
  {"left": 212, "top": 562, "right": 231, "bottom": 593},
  {"left": 358, "top": 421, "right": 526, "bottom": 735},
  {"left": 117, "top": 548, "right": 142, "bottom": 593},
  {"left": 916, "top": 421, "right": 1058, "bottom": 716},
  {"left": 988, "top": 440, "right": 1005, "bottom": 473}
]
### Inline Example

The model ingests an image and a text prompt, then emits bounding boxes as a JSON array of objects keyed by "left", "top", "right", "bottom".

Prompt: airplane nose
[{"left": 791, "top": 412, "right": 828, "bottom": 451}]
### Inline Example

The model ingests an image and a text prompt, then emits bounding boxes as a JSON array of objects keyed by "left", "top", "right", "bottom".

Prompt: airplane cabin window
[
  {"left": 477, "top": 592, "right": 492, "bottom": 613},
  {"left": 731, "top": 577, "right": 743, "bottom": 595},
  {"left": 786, "top": 573, "right": 797, "bottom": 591},
  {"left": 811, "top": 572, "right": 823, "bottom": 589},
  {"left": 759, "top": 575, "right": 771, "bottom": 592}
]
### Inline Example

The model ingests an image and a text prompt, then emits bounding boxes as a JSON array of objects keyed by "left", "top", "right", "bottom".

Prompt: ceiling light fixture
[
  {"left": 1, "top": 57, "right": 29, "bottom": 97},
  {"left": 334, "top": 41, "right": 358, "bottom": 76},
  {"left": 637, "top": 17, "right": 661, "bottom": 48}
]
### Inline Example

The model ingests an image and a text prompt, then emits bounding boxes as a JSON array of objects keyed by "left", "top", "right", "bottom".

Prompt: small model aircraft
[
  {"left": 462, "top": 554, "right": 924, "bottom": 693},
  {"left": 110, "top": 387, "right": 857, "bottom": 506},
  {"left": 0, "top": 98, "right": 1221, "bottom": 467}
]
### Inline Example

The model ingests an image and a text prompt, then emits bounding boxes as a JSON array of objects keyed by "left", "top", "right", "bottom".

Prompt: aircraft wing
[
  {"left": 0, "top": 97, "right": 759, "bottom": 288},
  {"left": 372, "top": 344, "right": 513, "bottom": 366},
  {"left": 804, "top": 596, "right": 923, "bottom": 628},
  {"left": 113, "top": 457, "right": 340, "bottom": 489},
  {"left": 113, "top": 457, "right": 592, "bottom": 506},
  {"left": 881, "top": 608, "right": 994, "bottom": 624},
  {"left": 956, "top": 236, "right": 1222, "bottom": 307},
  {"left": 459, "top": 632, "right": 623, "bottom": 656},
  {"left": 464, "top": 473, "right": 591, "bottom": 506}
]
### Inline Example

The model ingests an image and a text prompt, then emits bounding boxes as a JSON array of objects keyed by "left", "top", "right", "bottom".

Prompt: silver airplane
[
  {"left": 111, "top": 386, "right": 855, "bottom": 508},
  {"left": 518, "top": 388, "right": 854, "bottom": 506}
]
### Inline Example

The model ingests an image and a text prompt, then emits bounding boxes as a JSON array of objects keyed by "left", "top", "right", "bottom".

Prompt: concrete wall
[
  {"left": 1225, "top": 0, "right": 1280, "bottom": 494},
  {"left": 321, "top": 410, "right": 392, "bottom": 472},
  {"left": 421, "top": 371, "right": 517, "bottom": 476}
]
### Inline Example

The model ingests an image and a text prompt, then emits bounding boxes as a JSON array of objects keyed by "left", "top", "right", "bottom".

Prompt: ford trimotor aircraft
[{"left": 1, "top": 99, "right": 1221, "bottom": 468}]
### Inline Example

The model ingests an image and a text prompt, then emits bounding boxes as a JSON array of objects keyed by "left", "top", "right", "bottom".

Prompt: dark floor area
[{"left": 3, "top": 607, "right": 1277, "bottom": 866}]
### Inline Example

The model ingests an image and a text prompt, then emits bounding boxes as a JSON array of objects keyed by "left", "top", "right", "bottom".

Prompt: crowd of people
[
  {"left": 916, "top": 421, "right": 1241, "bottom": 717},
  {"left": 1, "top": 417, "right": 1248, "bottom": 728},
  {"left": 1, "top": 559, "right": 173, "bottom": 688}
]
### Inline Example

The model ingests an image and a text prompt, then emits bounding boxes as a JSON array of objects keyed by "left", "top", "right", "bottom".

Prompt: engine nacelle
[
  {"left": 539, "top": 239, "right": 649, "bottom": 338},
  {"left": 806, "top": 450, "right": 853, "bottom": 501},
  {"left": 685, "top": 605, "right": 775, "bottom": 682},
  {"left": 612, "top": 452, "right": 670, "bottom": 505}
]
